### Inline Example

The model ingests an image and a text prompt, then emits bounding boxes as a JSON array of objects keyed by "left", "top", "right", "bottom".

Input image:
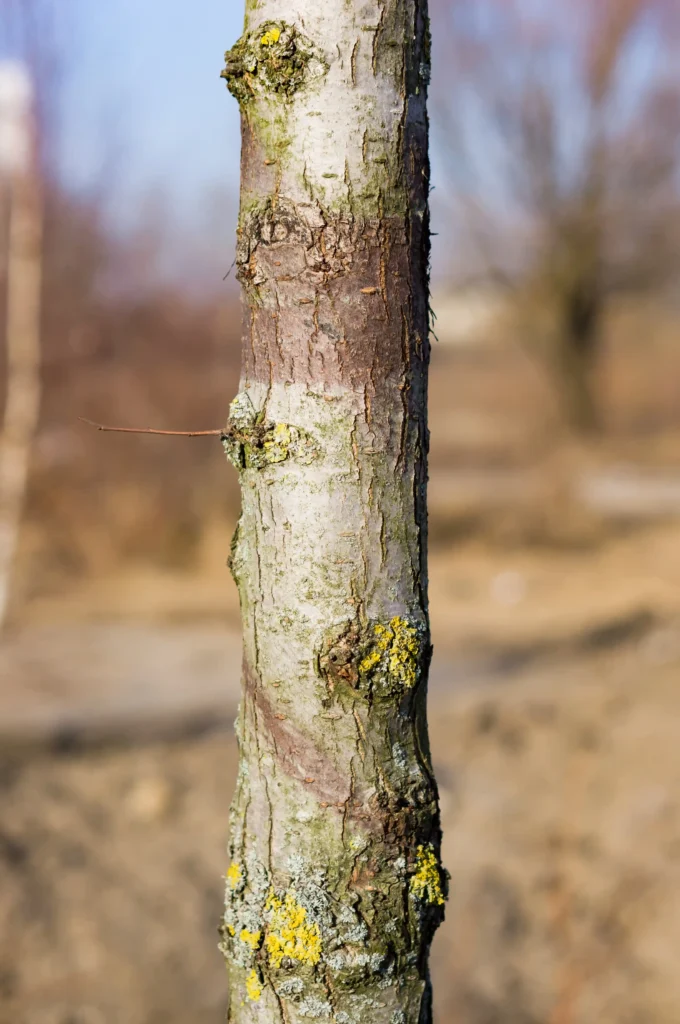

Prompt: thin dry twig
[{"left": 79, "top": 418, "right": 223, "bottom": 437}]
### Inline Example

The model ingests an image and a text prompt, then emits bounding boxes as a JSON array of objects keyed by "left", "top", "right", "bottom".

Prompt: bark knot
[
  {"left": 320, "top": 616, "right": 428, "bottom": 699},
  {"left": 222, "top": 392, "right": 319, "bottom": 470},
  {"left": 221, "top": 22, "right": 327, "bottom": 104}
]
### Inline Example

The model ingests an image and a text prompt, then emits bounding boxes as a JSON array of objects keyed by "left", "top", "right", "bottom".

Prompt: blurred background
[{"left": 1, "top": 1, "right": 680, "bottom": 1022}]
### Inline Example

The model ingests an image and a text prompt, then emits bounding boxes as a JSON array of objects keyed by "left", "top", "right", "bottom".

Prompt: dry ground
[
  {"left": 3, "top": 509, "right": 680, "bottom": 1023},
  {"left": 2, "top": 627, "right": 680, "bottom": 1024}
]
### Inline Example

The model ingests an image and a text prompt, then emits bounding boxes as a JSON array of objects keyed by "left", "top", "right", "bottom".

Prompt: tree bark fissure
[{"left": 220, "top": 3, "right": 443, "bottom": 1021}]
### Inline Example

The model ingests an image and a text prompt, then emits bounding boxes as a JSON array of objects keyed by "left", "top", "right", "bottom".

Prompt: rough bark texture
[{"left": 220, "top": 2, "right": 444, "bottom": 1021}]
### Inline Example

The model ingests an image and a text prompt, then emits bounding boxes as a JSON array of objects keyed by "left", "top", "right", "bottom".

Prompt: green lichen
[
  {"left": 410, "top": 845, "right": 445, "bottom": 906},
  {"left": 221, "top": 22, "right": 327, "bottom": 105}
]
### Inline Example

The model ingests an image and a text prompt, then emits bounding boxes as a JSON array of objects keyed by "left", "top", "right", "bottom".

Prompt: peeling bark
[{"left": 220, "top": 2, "right": 443, "bottom": 1021}]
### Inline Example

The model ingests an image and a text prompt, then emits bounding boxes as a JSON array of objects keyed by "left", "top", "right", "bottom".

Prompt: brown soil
[
  {"left": 3, "top": 629, "right": 680, "bottom": 1024},
  {"left": 3, "top": 511, "right": 680, "bottom": 1024}
]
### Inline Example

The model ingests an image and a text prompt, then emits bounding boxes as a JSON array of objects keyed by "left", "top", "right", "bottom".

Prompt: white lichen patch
[
  {"left": 298, "top": 997, "right": 333, "bottom": 1019},
  {"left": 276, "top": 977, "right": 305, "bottom": 998},
  {"left": 329, "top": 948, "right": 388, "bottom": 974},
  {"left": 334, "top": 903, "right": 369, "bottom": 946},
  {"left": 391, "top": 743, "right": 409, "bottom": 772},
  {"left": 287, "top": 853, "right": 307, "bottom": 877},
  {"left": 228, "top": 390, "right": 257, "bottom": 431}
]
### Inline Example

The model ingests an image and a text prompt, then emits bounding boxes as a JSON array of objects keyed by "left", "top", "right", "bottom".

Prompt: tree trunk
[
  {"left": 220, "top": 3, "right": 443, "bottom": 1022},
  {"left": 0, "top": 152, "right": 42, "bottom": 628},
  {"left": 555, "top": 272, "right": 602, "bottom": 436},
  {"left": 557, "top": 329, "right": 600, "bottom": 436}
]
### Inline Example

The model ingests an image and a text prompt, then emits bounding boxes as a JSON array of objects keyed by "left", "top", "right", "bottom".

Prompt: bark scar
[{"left": 243, "top": 661, "right": 351, "bottom": 806}]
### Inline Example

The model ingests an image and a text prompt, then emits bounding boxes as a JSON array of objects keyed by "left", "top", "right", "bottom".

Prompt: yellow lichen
[
  {"left": 359, "top": 622, "right": 389, "bottom": 674},
  {"left": 264, "top": 890, "right": 322, "bottom": 968},
  {"left": 262, "top": 422, "right": 291, "bottom": 463},
  {"left": 260, "top": 27, "right": 281, "bottom": 46},
  {"left": 245, "top": 969, "right": 262, "bottom": 1002},
  {"left": 388, "top": 616, "right": 420, "bottom": 688},
  {"left": 226, "top": 924, "right": 235, "bottom": 937},
  {"left": 226, "top": 862, "right": 242, "bottom": 889},
  {"left": 239, "top": 928, "right": 262, "bottom": 951},
  {"left": 410, "top": 845, "right": 445, "bottom": 906},
  {"left": 359, "top": 617, "right": 421, "bottom": 688}
]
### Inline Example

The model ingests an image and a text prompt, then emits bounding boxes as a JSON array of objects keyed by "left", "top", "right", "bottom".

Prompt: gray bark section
[{"left": 220, "top": 2, "right": 444, "bottom": 1021}]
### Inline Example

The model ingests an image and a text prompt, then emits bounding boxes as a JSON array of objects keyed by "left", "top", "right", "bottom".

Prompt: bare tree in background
[
  {"left": 0, "top": 0, "right": 65, "bottom": 623},
  {"left": 1, "top": 0, "right": 63, "bottom": 173},
  {"left": 0, "top": 63, "right": 42, "bottom": 627},
  {"left": 433, "top": 0, "right": 680, "bottom": 433}
]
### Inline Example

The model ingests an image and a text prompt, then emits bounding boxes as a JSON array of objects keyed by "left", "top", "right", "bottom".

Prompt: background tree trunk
[
  {"left": 0, "top": 67, "right": 42, "bottom": 629},
  {"left": 556, "top": 281, "right": 602, "bottom": 436},
  {"left": 219, "top": 1, "right": 444, "bottom": 1021}
]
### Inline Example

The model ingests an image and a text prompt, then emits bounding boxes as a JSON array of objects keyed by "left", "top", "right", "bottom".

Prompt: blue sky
[{"left": 61, "top": 0, "right": 244, "bottom": 221}]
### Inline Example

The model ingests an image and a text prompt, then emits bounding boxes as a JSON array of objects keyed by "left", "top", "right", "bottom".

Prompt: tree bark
[
  {"left": 0, "top": 156, "right": 42, "bottom": 628},
  {"left": 556, "top": 281, "right": 602, "bottom": 436},
  {"left": 220, "top": 3, "right": 443, "bottom": 1021}
]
